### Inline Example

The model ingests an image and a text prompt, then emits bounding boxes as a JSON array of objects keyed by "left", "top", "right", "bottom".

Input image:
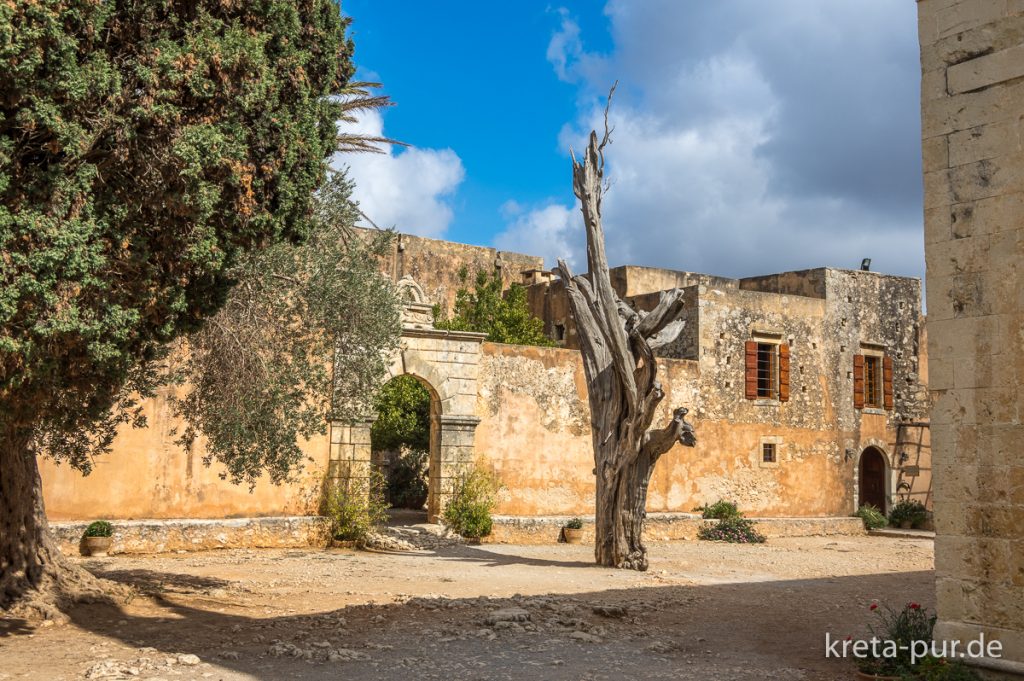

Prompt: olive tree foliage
[
  {"left": 174, "top": 172, "right": 401, "bottom": 488},
  {"left": 0, "top": 0, "right": 355, "bottom": 615}
]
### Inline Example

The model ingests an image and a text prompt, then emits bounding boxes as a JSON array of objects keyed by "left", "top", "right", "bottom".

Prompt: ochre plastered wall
[
  {"left": 919, "top": 0, "right": 1024, "bottom": 670},
  {"left": 41, "top": 385, "right": 330, "bottom": 521}
]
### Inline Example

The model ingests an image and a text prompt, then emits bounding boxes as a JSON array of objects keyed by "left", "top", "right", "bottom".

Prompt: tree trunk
[
  {"left": 556, "top": 96, "right": 697, "bottom": 570},
  {"left": 0, "top": 425, "right": 125, "bottom": 619},
  {"left": 594, "top": 448, "right": 657, "bottom": 570}
]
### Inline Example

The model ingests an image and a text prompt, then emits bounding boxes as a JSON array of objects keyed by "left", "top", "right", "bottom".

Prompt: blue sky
[{"left": 336, "top": 1, "right": 925, "bottom": 283}]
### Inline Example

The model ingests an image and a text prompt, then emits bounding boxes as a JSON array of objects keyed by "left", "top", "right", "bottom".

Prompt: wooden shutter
[
  {"left": 853, "top": 354, "right": 865, "bottom": 409},
  {"left": 883, "top": 356, "right": 894, "bottom": 410},
  {"left": 744, "top": 340, "right": 758, "bottom": 399},
  {"left": 778, "top": 344, "right": 790, "bottom": 402}
]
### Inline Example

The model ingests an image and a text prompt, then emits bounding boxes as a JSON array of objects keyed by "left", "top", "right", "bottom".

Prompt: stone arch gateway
[{"left": 327, "top": 278, "right": 485, "bottom": 522}]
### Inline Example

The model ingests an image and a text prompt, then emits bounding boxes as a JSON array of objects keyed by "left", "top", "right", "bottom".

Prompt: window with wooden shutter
[
  {"left": 853, "top": 354, "right": 865, "bottom": 409},
  {"left": 883, "top": 356, "right": 894, "bottom": 410},
  {"left": 778, "top": 344, "right": 790, "bottom": 402},
  {"left": 744, "top": 340, "right": 758, "bottom": 399}
]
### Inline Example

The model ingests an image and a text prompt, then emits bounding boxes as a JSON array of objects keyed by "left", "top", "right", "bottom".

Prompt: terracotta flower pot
[
  {"left": 899, "top": 520, "right": 913, "bottom": 529},
  {"left": 84, "top": 536, "right": 112, "bottom": 557},
  {"left": 563, "top": 527, "right": 583, "bottom": 544}
]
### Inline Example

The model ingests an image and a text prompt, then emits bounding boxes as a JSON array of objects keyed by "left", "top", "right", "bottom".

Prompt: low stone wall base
[
  {"left": 50, "top": 514, "right": 866, "bottom": 555},
  {"left": 485, "top": 513, "right": 866, "bottom": 544},
  {"left": 51, "top": 516, "right": 330, "bottom": 556}
]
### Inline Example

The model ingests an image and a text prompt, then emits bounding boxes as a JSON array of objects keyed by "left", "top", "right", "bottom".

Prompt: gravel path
[{"left": 0, "top": 535, "right": 934, "bottom": 680}]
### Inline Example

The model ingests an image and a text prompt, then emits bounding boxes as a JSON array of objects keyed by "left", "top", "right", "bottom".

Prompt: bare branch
[{"left": 597, "top": 81, "right": 618, "bottom": 169}]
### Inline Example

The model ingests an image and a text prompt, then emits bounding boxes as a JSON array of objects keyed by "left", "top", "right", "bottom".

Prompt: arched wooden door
[{"left": 858, "top": 447, "right": 888, "bottom": 511}]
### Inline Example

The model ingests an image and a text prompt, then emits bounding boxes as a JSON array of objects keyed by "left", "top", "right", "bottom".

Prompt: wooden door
[{"left": 858, "top": 448, "right": 887, "bottom": 511}]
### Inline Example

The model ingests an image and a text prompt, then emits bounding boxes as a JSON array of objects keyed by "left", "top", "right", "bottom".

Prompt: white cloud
[
  {"left": 494, "top": 203, "right": 580, "bottom": 269},
  {"left": 503, "top": 2, "right": 924, "bottom": 281},
  {"left": 332, "top": 109, "right": 464, "bottom": 238}
]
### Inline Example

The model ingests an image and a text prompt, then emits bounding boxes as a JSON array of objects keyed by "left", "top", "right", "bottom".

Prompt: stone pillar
[
  {"left": 328, "top": 418, "right": 375, "bottom": 488},
  {"left": 427, "top": 414, "right": 481, "bottom": 523},
  {"left": 918, "top": 1, "right": 1024, "bottom": 676}
]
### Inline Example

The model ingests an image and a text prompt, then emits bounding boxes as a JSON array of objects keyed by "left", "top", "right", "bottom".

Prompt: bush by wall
[{"left": 443, "top": 462, "right": 502, "bottom": 539}]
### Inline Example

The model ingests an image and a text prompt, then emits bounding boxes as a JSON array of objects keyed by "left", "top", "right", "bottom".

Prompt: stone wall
[
  {"left": 51, "top": 517, "right": 330, "bottom": 556},
  {"left": 361, "top": 228, "right": 543, "bottom": 316},
  {"left": 523, "top": 264, "right": 931, "bottom": 514},
  {"left": 486, "top": 513, "right": 865, "bottom": 545},
  {"left": 918, "top": 0, "right": 1024, "bottom": 674},
  {"left": 474, "top": 341, "right": 888, "bottom": 518}
]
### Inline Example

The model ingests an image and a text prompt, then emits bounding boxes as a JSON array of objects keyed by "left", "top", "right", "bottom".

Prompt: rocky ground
[{"left": 0, "top": 534, "right": 934, "bottom": 681}]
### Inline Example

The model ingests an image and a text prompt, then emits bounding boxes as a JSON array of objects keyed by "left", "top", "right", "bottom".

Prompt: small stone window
[
  {"left": 759, "top": 436, "right": 782, "bottom": 468},
  {"left": 554, "top": 323, "right": 565, "bottom": 342}
]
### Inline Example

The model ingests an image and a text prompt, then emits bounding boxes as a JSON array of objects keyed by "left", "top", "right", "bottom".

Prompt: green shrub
[
  {"left": 855, "top": 504, "right": 889, "bottom": 530},
  {"left": 323, "top": 470, "right": 389, "bottom": 542},
  {"left": 387, "top": 449, "right": 429, "bottom": 510},
  {"left": 903, "top": 655, "right": 982, "bottom": 680},
  {"left": 83, "top": 520, "right": 113, "bottom": 538},
  {"left": 889, "top": 499, "right": 928, "bottom": 528},
  {"left": 696, "top": 500, "right": 740, "bottom": 520},
  {"left": 565, "top": 517, "right": 583, "bottom": 530},
  {"left": 443, "top": 463, "right": 502, "bottom": 539},
  {"left": 697, "top": 515, "right": 765, "bottom": 543}
]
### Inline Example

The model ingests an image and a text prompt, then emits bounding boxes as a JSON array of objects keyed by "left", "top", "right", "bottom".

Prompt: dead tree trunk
[
  {"left": 0, "top": 424, "right": 127, "bottom": 620},
  {"left": 556, "top": 99, "right": 696, "bottom": 570}
]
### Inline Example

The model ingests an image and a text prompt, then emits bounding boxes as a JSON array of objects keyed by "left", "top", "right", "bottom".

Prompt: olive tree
[{"left": 555, "top": 88, "right": 697, "bottom": 570}]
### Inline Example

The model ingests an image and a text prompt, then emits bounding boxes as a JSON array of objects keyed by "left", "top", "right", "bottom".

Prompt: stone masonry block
[
  {"left": 952, "top": 192, "right": 1024, "bottom": 240},
  {"left": 925, "top": 205, "right": 953, "bottom": 244},
  {"left": 927, "top": 316, "right": 998, "bottom": 359},
  {"left": 966, "top": 503, "right": 1022, "bottom": 539},
  {"left": 934, "top": 462, "right": 980, "bottom": 502},
  {"left": 923, "top": 133, "right": 951, "bottom": 172},
  {"left": 948, "top": 43, "right": 1024, "bottom": 94},
  {"left": 922, "top": 78, "right": 1024, "bottom": 138},
  {"left": 926, "top": 233, "right": 991, "bottom": 278},
  {"left": 954, "top": 352, "right": 1011, "bottom": 388},
  {"left": 949, "top": 152, "right": 1024, "bottom": 204},
  {"left": 936, "top": 576, "right": 968, "bottom": 620},
  {"left": 948, "top": 117, "right": 1023, "bottom": 166}
]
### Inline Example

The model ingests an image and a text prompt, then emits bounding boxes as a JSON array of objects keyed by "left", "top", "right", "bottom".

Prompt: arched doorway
[
  {"left": 327, "top": 276, "right": 484, "bottom": 523},
  {"left": 370, "top": 374, "right": 439, "bottom": 524},
  {"left": 858, "top": 446, "right": 889, "bottom": 512}
]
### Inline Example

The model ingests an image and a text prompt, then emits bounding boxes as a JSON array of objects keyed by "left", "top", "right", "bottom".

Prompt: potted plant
[
  {"left": 563, "top": 517, "right": 584, "bottom": 544},
  {"left": 888, "top": 500, "right": 927, "bottom": 530},
  {"left": 82, "top": 520, "right": 114, "bottom": 557}
]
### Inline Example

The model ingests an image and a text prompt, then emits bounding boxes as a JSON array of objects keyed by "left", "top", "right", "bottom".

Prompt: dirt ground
[{"left": 0, "top": 535, "right": 934, "bottom": 681}]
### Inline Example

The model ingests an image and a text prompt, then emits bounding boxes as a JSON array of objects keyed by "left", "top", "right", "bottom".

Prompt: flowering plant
[
  {"left": 856, "top": 601, "right": 935, "bottom": 676},
  {"left": 697, "top": 514, "right": 765, "bottom": 543}
]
